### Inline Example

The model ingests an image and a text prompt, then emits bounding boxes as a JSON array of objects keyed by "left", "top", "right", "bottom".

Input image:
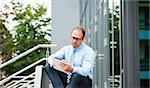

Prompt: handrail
[
  {"left": 7, "top": 73, "right": 35, "bottom": 88},
  {"left": 20, "top": 79, "right": 34, "bottom": 88},
  {"left": 0, "top": 44, "right": 56, "bottom": 69},
  {"left": 0, "top": 57, "right": 47, "bottom": 85}
]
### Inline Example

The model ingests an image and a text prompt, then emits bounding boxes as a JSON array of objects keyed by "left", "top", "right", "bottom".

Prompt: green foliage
[
  {"left": 2, "top": 2, "right": 51, "bottom": 75},
  {"left": 0, "top": 20, "right": 14, "bottom": 62},
  {"left": 109, "top": 6, "right": 120, "bottom": 31}
]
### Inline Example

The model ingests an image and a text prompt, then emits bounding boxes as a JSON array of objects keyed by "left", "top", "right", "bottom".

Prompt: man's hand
[{"left": 59, "top": 62, "right": 73, "bottom": 73}]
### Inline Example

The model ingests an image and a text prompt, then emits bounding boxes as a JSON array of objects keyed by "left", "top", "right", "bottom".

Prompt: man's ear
[{"left": 83, "top": 38, "right": 86, "bottom": 42}]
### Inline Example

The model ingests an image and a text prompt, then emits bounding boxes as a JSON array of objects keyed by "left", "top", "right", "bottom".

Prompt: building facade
[
  {"left": 52, "top": 0, "right": 150, "bottom": 88},
  {"left": 139, "top": 1, "right": 150, "bottom": 87}
]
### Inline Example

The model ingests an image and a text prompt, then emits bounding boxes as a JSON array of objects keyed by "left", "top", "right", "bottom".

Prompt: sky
[
  {"left": 0, "top": 0, "right": 51, "bottom": 19},
  {"left": 109, "top": 0, "right": 120, "bottom": 8},
  {"left": 0, "top": 0, "right": 51, "bottom": 13},
  {"left": 19, "top": 0, "right": 51, "bottom": 17}
]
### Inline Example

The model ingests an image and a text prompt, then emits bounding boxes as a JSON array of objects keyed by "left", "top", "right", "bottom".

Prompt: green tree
[
  {"left": 0, "top": 20, "right": 14, "bottom": 63},
  {"left": 2, "top": 2, "right": 51, "bottom": 75}
]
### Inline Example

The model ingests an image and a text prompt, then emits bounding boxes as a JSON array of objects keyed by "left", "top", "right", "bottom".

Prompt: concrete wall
[{"left": 51, "top": 0, "right": 80, "bottom": 53}]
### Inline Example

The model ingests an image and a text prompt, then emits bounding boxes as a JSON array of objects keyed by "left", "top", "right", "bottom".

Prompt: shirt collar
[{"left": 72, "top": 42, "right": 84, "bottom": 51}]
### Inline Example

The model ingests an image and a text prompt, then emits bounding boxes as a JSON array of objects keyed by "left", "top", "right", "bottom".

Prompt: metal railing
[
  {"left": 0, "top": 44, "right": 56, "bottom": 69},
  {"left": 7, "top": 73, "right": 35, "bottom": 88},
  {"left": 0, "top": 44, "right": 56, "bottom": 87},
  {"left": 34, "top": 65, "right": 53, "bottom": 88},
  {"left": 4, "top": 75, "right": 34, "bottom": 87},
  {"left": 0, "top": 58, "right": 47, "bottom": 85}
]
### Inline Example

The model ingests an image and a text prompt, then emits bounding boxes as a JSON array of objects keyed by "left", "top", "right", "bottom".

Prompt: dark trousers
[{"left": 44, "top": 64, "right": 92, "bottom": 88}]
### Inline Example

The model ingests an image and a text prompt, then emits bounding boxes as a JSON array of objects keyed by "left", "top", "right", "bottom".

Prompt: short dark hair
[{"left": 72, "top": 26, "right": 86, "bottom": 39}]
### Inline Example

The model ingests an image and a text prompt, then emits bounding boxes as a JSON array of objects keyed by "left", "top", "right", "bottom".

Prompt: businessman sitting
[{"left": 44, "top": 26, "right": 96, "bottom": 88}]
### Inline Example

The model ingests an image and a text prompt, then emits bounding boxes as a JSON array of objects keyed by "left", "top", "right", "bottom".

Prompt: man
[{"left": 44, "top": 26, "right": 95, "bottom": 88}]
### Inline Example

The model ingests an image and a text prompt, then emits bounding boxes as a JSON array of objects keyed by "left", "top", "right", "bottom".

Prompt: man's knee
[
  {"left": 43, "top": 64, "right": 51, "bottom": 72},
  {"left": 70, "top": 73, "right": 82, "bottom": 81},
  {"left": 72, "top": 73, "right": 80, "bottom": 78}
]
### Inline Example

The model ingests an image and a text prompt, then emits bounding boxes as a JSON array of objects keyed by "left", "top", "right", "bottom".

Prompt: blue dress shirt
[{"left": 54, "top": 42, "right": 96, "bottom": 80}]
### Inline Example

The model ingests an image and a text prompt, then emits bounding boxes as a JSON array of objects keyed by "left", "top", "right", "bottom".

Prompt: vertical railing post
[
  {"left": 46, "top": 47, "right": 50, "bottom": 58},
  {"left": 111, "top": 0, "right": 115, "bottom": 88}
]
